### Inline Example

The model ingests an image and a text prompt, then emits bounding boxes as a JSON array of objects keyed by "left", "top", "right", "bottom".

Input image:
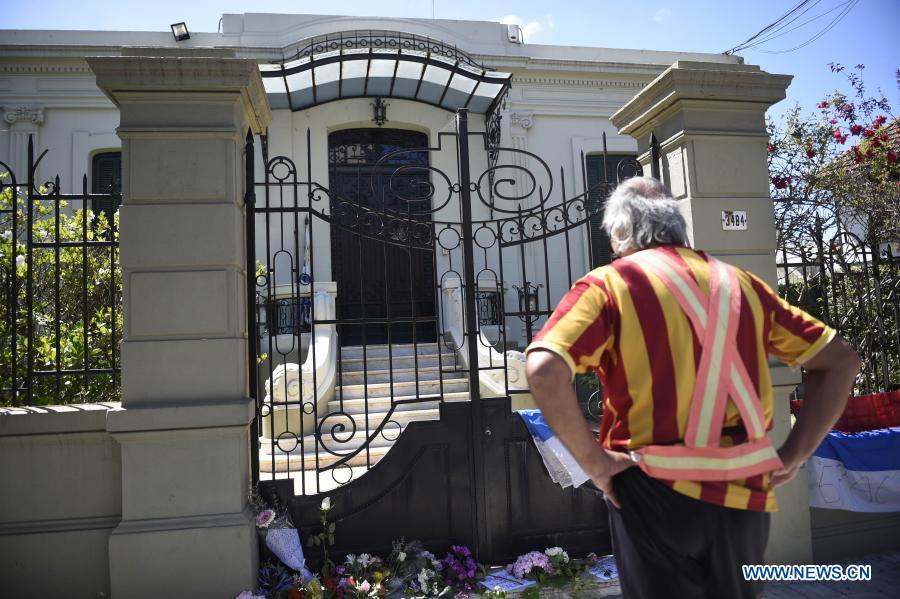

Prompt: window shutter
[
  {"left": 584, "top": 154, "right": 636, "bottom": 268},
  {"left": 91, "top": 152, "right": 122, "bottom": 221}
]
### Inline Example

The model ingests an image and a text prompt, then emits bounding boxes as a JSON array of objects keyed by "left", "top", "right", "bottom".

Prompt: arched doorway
[{"left": 328, "top": 128, "right": 437, "bottom": 346}]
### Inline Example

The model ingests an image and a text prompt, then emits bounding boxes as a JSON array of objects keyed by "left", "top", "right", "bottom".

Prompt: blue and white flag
[
  {"left": 807, "top": 427, "right": 900, "bottom": 512},
  {"left": 518, "top": 409, "right": 590, "bottom": 489}
]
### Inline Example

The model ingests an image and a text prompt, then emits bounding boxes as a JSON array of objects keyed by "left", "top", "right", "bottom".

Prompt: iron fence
[
  {"left": 777, "top": 228, "right": 899, "bottom": 395},
  {"left": 1, "top": 137, "right": 122, "bottom": 406}
]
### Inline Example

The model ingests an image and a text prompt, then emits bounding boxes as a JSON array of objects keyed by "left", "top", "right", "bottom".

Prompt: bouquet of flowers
[{"left": 249, "top": 485, "right": 314, "bottom": 583}]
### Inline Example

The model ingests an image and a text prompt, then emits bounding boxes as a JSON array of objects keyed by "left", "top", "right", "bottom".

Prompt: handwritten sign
[{"left": 721, "top": 210, "right": 748, "bottom": 230}]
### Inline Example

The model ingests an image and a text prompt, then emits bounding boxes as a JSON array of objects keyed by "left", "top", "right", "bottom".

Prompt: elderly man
[{"left": 525, "top": 177, "right": 861, "bottom": 599}]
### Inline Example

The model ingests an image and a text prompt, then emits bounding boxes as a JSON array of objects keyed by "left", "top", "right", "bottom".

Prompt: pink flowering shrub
[{"left": 767, "top": 63, "right": 898, "bottom": 248}]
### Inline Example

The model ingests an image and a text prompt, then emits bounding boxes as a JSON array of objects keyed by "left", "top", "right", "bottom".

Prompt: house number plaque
[{"left": 721, "top": 210, "right": 748, "bottom": 231}]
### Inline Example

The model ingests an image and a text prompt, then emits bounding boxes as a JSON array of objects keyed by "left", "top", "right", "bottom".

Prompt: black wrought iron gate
[{"left": 247, "top": 110, "right": 641, "bottom": 564}]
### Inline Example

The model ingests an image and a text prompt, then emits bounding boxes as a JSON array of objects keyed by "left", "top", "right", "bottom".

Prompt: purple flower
[{"left": 510, "top": 551, "right": 555, "bottom": 579}]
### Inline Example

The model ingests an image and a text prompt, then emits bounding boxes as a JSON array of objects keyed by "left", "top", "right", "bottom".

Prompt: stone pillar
[
  {"left": 611, "top": 62, "right": 813, "bottom": 564},
  {"left": 87, "top": 57, "right": 271, "bottom": 597}
]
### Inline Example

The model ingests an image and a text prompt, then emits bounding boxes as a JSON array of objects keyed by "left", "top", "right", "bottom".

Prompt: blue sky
[{"left": 5, "top": 0, "right": 898, "bottom": 123}]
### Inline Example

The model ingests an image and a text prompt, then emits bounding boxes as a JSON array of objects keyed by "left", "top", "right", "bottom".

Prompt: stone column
[
  {"left": 611, "top": 61, "right": 813, "bottom": 564},
  {"left": 87, "top": 57, "right": 271, "bottom": 597}
]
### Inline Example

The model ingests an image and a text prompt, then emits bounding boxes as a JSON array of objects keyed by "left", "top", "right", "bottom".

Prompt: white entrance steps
[{"left": 259, "top": 341, "right": 469, "bottom": 482}]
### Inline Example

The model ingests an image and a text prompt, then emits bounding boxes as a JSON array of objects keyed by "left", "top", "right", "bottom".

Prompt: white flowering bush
[{"left": 0, "top": 178, "right": 122, "bottom": 405}]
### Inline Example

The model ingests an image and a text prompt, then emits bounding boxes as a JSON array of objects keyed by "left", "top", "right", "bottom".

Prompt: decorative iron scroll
[{"left": 283, "top": 30, "right": 488, "bottom": 70}]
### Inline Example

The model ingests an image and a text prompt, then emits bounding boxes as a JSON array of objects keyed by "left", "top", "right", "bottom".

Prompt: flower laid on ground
[
  {"left": 248, "top": 485, "right": 314, "bottom": 582},
  {"left": 507, "top": 551, "right": 554, "bottom": 581},
  {"left": 242, "top": 536, "right": 617, "bottom": 599},
  {"left": 258, "top": 562, "right": 295, "bottom": 596},
  {"left": 442, "top": 544, "right": 481, "bottom": 594}
]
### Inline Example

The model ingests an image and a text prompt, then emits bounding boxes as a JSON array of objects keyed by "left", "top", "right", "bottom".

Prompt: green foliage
[{"left": 0, "top": 178, "right": 122, "bottom": 406}]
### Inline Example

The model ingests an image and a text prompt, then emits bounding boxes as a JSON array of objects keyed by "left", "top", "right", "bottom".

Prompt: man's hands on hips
[
  {"left": 583, "top": 448, "right": 638, "bottom": 508},
  {"left": 525, "top": 349, "right": 637, "bottom": 508}
]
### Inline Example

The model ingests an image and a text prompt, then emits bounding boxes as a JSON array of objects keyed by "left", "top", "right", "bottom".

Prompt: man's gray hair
[{"left": 602, "top": 176, "right": 688, "bottom": 254}]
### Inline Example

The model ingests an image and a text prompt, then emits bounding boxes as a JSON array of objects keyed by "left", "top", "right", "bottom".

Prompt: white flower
[
  {"left": 15, "top": 254, "right": 25, "bottom": 268},
  {"left": 1, "top": 230, "right": 11, "bottom": 240},
  {"left": 397, "top": 551, "right": 407, "bottom": 562},
  {"left": 545, "top": 546, "right": 569, "bottom": 562},
  {"left": 358, "top": 553, "right": 372, "bottom": 566},
  {"left": 321, "top": 496, "right": 332, "bottom": 511},
  {"left": 418, "top": 568, "right": 434, "bottom": 589},
  {"left": 346, "top": 554, "right": 357, "bottom": 565}
]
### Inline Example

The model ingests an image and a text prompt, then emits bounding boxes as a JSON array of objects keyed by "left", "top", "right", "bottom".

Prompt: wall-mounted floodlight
[{"left": 170, "top": 22, "right": 190, "bottom": 42}]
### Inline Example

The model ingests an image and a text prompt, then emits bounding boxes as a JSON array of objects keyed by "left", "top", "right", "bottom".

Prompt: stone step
[
  {"left": 335, "top": 377, "right": 468, "bottom": 400},
  {"left": 340, "top": 342, "right": 445, "bottom": 360},
  {"left": 338, "top": 366, "right": 466, "bottom": 385},
  {"left": 327, "top": 391, "right": 469, "bottom": 415},
  {"left": 338, "top": 352, "right": 459, "bottom": 373}
]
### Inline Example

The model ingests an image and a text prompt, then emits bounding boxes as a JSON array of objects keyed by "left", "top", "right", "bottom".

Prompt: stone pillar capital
[
  {"left": 87, "top": 56, "right": 271, "bottom": 134},
  {"left": 3, "top": 104, "right": 45, "bottom": 125},
  {"left": 610, "top": 61, "right": 792, "bottom": 142}
]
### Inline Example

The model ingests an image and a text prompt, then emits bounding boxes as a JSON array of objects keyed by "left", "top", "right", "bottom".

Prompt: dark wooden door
[{"left": 328, "top": 129, "right": 437, "bottom": 346}]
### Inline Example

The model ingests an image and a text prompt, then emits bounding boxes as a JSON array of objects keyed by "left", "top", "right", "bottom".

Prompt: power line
[
  {"left": 759, "top": 0, "right": 859, "bottom": 54},
  {"left": 724, "top": 0, "right": 812, "bottom": 54},
  {"left": 751, "top": 0, "right": 850, "bottom": 47},
  {"left": 724, "top": 0, "right": 860, "bottom": 55}
]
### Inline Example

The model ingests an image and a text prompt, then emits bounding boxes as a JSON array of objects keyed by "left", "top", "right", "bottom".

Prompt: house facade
[{"left": 5, "top": 13, "right": 897, "bottom": 599}]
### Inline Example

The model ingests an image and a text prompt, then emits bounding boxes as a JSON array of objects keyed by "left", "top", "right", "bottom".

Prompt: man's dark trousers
[{"left": 608, "top": 467, "right": 770, "bottom": 599}]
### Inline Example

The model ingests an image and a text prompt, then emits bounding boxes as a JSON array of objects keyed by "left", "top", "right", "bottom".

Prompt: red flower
[
  {"left": 866, "top": 147, "right": 876, "bottom": 157},
  {"left": 863, "top": 128, "right": 876, "bottom": 138},
  {"left": 829, "top": 118, "right": 839, "bottom": 124},
  {"left": 850, "top": 124, "right": 863, "bottom": 135},
  {"left": 888, "top": 150, "right": 898, "bottom": 163},
  {"left": 818, "top": 101, "right": 830, "bottom": 108},
  {"left": 767, "top": 143, "right": 777, "bottom": 153},
  {"left": 771, "top": 175, "right": 791, "bottom": 189},
  {"left": 880, "top": 133, "right": 889, "bottom": 142},
  {"left": 346, "top": 576, "right": 357, "bottom": 588},
  {"left": 288, "top": 588, "right": 305, "bottom": 599},
  {"left": 872, "top": 139, "right": 881, "bottom": 149},
  {"left": 873, "top": 115, "right": 887, "bottom": 127},
  {"left": 806, "top": 148, "right": 816, "bottom": 158}
]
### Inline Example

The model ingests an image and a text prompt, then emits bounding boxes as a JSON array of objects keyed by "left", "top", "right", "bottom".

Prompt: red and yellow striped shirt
[{"left": 527, "top": 246, "right": 835, "bottom": 511}]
